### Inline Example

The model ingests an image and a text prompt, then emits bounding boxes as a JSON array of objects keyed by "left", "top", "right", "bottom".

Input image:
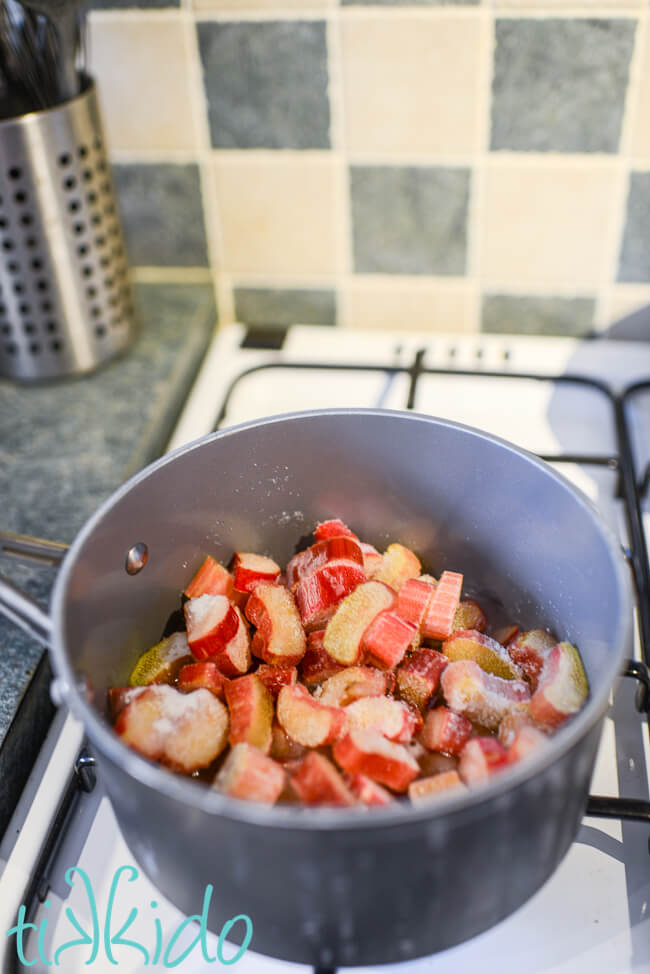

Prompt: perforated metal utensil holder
[{"left": 0, "top": 79, "right": 135, "bottom": 381}]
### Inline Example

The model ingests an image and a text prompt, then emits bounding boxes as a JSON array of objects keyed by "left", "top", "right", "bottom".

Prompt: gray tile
[
  {"left": 481, "top": 294, "right": 595, "bottom": 337},
  {"left": 350, "top": 166, "right": 470, "bottom": 275},
  {"left": 234, "top": 287, "right": 336, "bottom": 328},
  {"left": 491, "top": 19, "right": 636, "bottom": 153},
  {"left": 112, "top": 164, "right": 209, "bottom": 267},
  {"left": 197, "top": 21, "right": 330, "bottom": 150},
  {"left": 618, "top": 172, "right": 650, "bottom": 283}
]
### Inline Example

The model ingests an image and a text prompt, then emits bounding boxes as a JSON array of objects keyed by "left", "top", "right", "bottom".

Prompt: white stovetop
[{"left": 2, "top": 324, "right": 650, "bottom": 973}]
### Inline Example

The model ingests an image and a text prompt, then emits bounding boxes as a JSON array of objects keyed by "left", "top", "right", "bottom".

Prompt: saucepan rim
[{"left": 49, "top": 407, "right": 633, "bottom": 830}]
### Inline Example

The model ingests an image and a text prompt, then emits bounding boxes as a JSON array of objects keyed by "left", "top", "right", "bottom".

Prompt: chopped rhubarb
[
  {"left": 314, "top": 519, "right": 358, "bottom": 542},
  {"left": 107, "top": 686, "right": 145, "bottom": 720},
  {"left": 323, "top": 580, "right": 396, "bottom": 665},
  {"left": 216, "top": 743, "right": 285, "bottom": 804},
  {"left": 396, "top": 578, "right": 435, "bottom": 631},
  {"left": 408, "top": 770, "right": 466, "bottom": 805},
  {"left": 421, "top": 706, "right": 472, "bottom": 756},
  {"left": 270, "top": 720, "right": 307, "bottom": 762},
  {"left": 300, "top": 630, "right": 345, "bottom": 686},
  {"left": 286, "top": 536, "right": 364, "bottom": 589},
  {"left": 493, "top": 624, "right": 519, "bottom": 647},
  {"left": 255, "top": 664, "right": 298, "bottom": 698},
  {"left": 129, "top": 632, "right": 193, "bottom": 686},
  {"left": 317, "top": 666, "right": 392, "bottom": 707},
  {"left": 374, "top": 543, "right": 422, "bottom": 593},
  {"left": 184, "top": 595, "right": 238, "bottom": 660},
  {"left": 363, "top": 610, "right": 418, "bottom": 669},
  {"left": 115, "top": 685, "right": 229, "bottom": 773},
  {"left": 290, "top": 752, "right": 356, "bottom": 806},
  {"left": 346, "top": 773, "right": 394, "bottom": 806},
  {"left": 224, "top": 674, "right": 274, "bottom": 754},
  {"left": 184, "top": 556, "right": 234, "bottom": 600},
  {"left": 246, "top": 583, "right": 306, "bottom": 665},
  {"left": 452, "top": 599, "right": 487, "bottom": 634},
  {"left": 232, "top": 552, "right": 281, "bottom": 593},
  {"left": 441, "top": 660, "right": 530, "bottom": 731},
  {"left": 459, "top": 737, "right": 509, "bottom": 785},
  {"left": 345, "top": 696, "right": 421, "bottom": 743},
  {"left": 498, "top": 711, "right": 537, "bottom": 748},
  {"left": 507, "top": 724, "right": 547, "bottom": 763},
  {"left": 528, "top": 642, "right": 589, "bottom": 730},
  {"left": 396, "top": 648, "right": 448, "bottom": 711},
  {"left": 418, "top": 749, "right": 459, "bottom": 778},
  {"left": 295, "top": 560, "right": 368, "bottom": 632},
  {"left": 277, "top": 684, "right": 346, "bottom": 747},
  {"left": 177, "top": 661, "right": 229, "bottom": 699},
  {"left": 333, "top": 728, "right": 419, "bottom": 793},
  {"left": 422, "top": 570, "right": 464, "bottom": 640},
  {"left": 442, "top": 629, "right": 522, "bottom": 681},
  {"left": 508, "top": 629, "right": 558, "bottom": 691},
  {"left": 360, "top": 542, "right": 383, "bottom": 578}
]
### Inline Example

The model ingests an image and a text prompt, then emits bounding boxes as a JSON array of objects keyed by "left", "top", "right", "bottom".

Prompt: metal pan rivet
[{"left": 125, "top": 542, "right": 148, "bottom": 575}]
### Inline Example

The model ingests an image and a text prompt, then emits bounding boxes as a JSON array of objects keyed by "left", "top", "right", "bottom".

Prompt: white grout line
[{"left": 595, "top": 5, "right": 647, "bottom": 331}]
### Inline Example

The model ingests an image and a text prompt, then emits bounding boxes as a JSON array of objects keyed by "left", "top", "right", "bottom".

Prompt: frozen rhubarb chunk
[
  {"left": 441, "top": 660, "right": 530, "bottom": 732},
  {"left": 232, "top": 552, "right": 281, "bottom": 593},
  {"left": 360, "top": 542, "right": 383, "bottom": 578},
  {"left": 508, "top": 629, "right": 558, "bottom": 691},
  {"left": 225, "top": 674, "right": 274, "bottom": 754},
  {"left": 286, "top": 537, "right": 364, "bottom": 588},
  {"left": 186, "top": 599, "right": 251, "bottom": 676},
  {"left": 418, "top": 749, "right": 459, "bottom": 778},
  {"left": 498, "top": 711, "right": 538, "bottom": 748},
  {"left": 396, "top": 648, "right": 448, "bottom": 711},
  {"left": 269, "top": 720, "right": 307, "bottom": 762},
  {"left": 408, "top": 771, "right": 466, "bottom": 805},
  {"left": 452, "top": 599, "right": 487, "bottom": 634},
  {"left": 493, "top": 624, "right": 519, "bottom": 647},
  {"left": 323, "top": 580, "right": 396, "bottom": 665},
  {"left": 396, "top": 578, "right": 435, "bottom": 631},
  {"left": 442, "top": 629, "right": 522, "bottom": 681},
  {"left": 459, "top": 737, "right": 509, "bottom": 785},
  {"left": 363, "top": 610, "right": 418, "bottom": 670},
  {"left": 528, "top": 642, "right": 589, "bottom": 730},
  {"left": 245, "top": 584, "right": 306, "bottom": 666},
  {"left": 374, "top": 543, "right": 422, "bottom": 593},
  {"left": 115, "top": 685, "right": 229, "bottom": 773},
  {"left": 421, "top": 706, "right": 472, "bottom": 757},
  {"left": 314, "top": 519, "right": 358, "bottom": 542},
  {"left": 255, "top": 664, "right": 297, "bottom": 698},
  {"left": 277, "top": 684, "right": 346, "bottom": 747},
  {"left": 507, "top": 724, "right": 547, "bottom": 763},
  {"left": 333, "top": 729, "right": 419, "bottom": 792},
  {"left": 129, "top": 632, "right": 193, "bottom": 686},
  {"left": 290, "top": 752, "right": 356, "bottom": 806},
  {"left": 317, "top": 666, "right": 392, "bottom": 707},
  {"left": 216, "top": 742, "right": 285, "bottom": 804},
  {"left": 300, "top": 630, "right": 345, "bottom": 686},
  {"left": 421, "top": 571, "right": 464, "bottom": 640},
  {"left": 184, "top": 556, "right": 234, "bottom": 600},
  {"left": 295, "top": 560, "right": 368, "bottom": 632},
  {"left": 107, "top": 686, "right": 145, "bottom": 720},
  {"left": 345, "top": 696, "right": 421, "bottom": 743},
  {"left": 346, "top": 773, "right": 394, "bottom": 806},
  {"left": 177, "top": 662, "right": 229, "bottom": 699}
]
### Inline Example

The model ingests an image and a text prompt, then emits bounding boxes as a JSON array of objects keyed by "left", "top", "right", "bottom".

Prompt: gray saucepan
[{"left": 0, "top": 409, "right": 634, "bottom": 966}]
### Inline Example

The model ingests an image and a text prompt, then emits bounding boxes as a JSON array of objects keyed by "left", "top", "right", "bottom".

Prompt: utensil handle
[
  {"left": 0, "top": 530, "right": 68, "bottom": 564},
  {"left": 0, "top": 574, "right": 52, "bottom": 646}
]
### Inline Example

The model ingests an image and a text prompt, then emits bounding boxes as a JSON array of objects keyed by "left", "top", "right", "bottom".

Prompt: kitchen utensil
[
  {"left": 18, "top": 0, "right": 85, "bottom": 102},
  {"left": 0, "top": 409, "right": 633, "bottom": 966},
  {"left": 0, "top": 0, "right": 70, "bottom": 115},
  {"left": 0, "top": 78, "right": 135, "bottom": 381}
]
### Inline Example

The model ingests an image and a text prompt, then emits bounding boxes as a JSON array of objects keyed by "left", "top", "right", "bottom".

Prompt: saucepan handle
[{"left": 0, "top": 531, "right": 69, "bottom": 648}]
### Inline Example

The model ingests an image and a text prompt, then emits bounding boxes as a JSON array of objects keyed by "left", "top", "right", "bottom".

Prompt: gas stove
[{"left": 1, "top": 323, "right": 649, "bottom": 974}]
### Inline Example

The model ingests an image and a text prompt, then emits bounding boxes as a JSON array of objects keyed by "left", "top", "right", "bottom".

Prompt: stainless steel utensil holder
[{"left": 0, "top": 78, "right": 135, "bottom": 381}]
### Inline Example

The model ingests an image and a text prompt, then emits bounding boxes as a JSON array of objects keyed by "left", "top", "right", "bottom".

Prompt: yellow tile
[
  {"left": 495, "top": 0, "right": 639, "bottom": 7},
  {"left": 89, "top": 17, "right": 197, "bottom": 153},
  {"left": 212, "top": 156, "right": 338, "bottom": 275},
  {"left": 343, "top": 279, "right": 475, "bottom": 331},
  {"left": 629, "top": 31, "right": 650, "bottom": 158},
  {"left": 193, "top": 0, "right": 332, "bottom": 9},
  {"left": 342, "top": 16, "right": 482, "bottom": 157},
  {"left": 480, "top": 163, "right": 618, "bottom": 287}
]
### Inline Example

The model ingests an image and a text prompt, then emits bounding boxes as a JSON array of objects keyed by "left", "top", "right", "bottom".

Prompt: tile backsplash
[{"left": 89, "top": 0, "right": 650, "bottom": 336}]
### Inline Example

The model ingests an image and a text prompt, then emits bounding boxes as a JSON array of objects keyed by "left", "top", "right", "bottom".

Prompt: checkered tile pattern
[{"left": 89, "top": 0, "right": 650, "bottom": 335}]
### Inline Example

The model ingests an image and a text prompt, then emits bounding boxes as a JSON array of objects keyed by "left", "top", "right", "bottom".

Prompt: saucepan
[{"left": 0, "top": 409, "right": 635, "bottom": 966}]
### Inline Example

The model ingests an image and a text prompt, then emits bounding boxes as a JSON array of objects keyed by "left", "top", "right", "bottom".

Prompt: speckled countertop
[{"left": 0, "top": 281, "right": 215, "bottom": 830}]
